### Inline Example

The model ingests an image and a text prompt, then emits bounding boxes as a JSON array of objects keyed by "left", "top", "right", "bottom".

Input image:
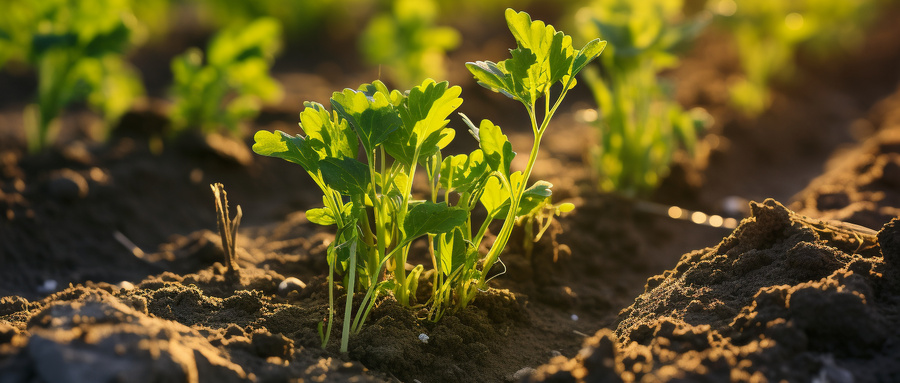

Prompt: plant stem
[{"left": 340, "top": 239, "right": 358, "bottom": 354}]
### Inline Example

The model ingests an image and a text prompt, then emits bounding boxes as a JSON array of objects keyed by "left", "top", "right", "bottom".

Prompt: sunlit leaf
[
  {"left": 477, "top": 119, "right": 515, "bottom": 177},
  {"left": 402, "top": 201, "right": 467, "bottom": 240},
  {"left": 331, "top": 87, "right": 401, "bottom": 154},
  {"left": 320, "top": 156, "right": 370, "bottom": 196}
]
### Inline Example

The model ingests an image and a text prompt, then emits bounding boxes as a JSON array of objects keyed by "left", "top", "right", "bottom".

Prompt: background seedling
[
  {"left": 0, "top": 0, "right": 145, "bottom": 152},
  {"left": 576, "top": 0, "right": 711, "bottom": 197},
  {"left": 169, "top": 17, "right": 283, "bottom": 137},
  {"left": 713, "top": 0, "right": 881, "bottom": 116},
  {"left": 360, "top": 0, "right": 460, "bottom": 88}
]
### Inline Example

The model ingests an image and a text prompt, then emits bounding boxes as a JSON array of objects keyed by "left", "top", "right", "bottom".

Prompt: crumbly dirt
[
  {"left": 526, "top": 199, "right": 900, "bottom": 383},
  {"left": 4, "top": 5, "right": 900, "bottom": 383}
]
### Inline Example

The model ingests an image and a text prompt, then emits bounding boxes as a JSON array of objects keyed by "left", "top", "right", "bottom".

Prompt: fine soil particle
[{"left": 526, "top": 199, "right": 900, "bottom": 382}]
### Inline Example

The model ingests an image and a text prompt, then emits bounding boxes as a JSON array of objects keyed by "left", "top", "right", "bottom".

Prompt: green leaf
[
  {"left": 504, "top": 8, "right": 572, "bottom": 97},
  {"left": 299, "top": 102, "right": 357, "bottom": 160},
  {"left": 252, "top": 130, "right": 320, "bottom": 173},
  {"left": 330, "top": 87, "right": 401, "bottom": 154},
  {"left": 436, "top": 228, "right": 468, "bottom": 276},
  {"left": 516, "top": 180, "right": 553, "bottom": 216},
  {"left": 84, "top": 23, "right": 131, "bottom": 58},
  {"left": 306, "top": 207, "right": 336, "bottom": 226},
  {"left": 479, "top": 176, "right": 508, "bottom": 218},
  {"left": 306, "top": 199, "right": 353, "bottom": 226},
  {"left": 359, "top": 80, "right": 405, "bottom": 106},
  {"left": 571, "top": 39, "right": 607, "bottom": 78},
  {"left": 504, "top": 47, "right": 537, "bottom": 103},
  {"left": 466, "top": 60, "right": 517, "bottom": 100},
  {"left": 478, "top": 119, "right": 515, "bottom": 177},
  {"left": 332, "top": 222, "right": 359, "bottom": 264},
  {"left": 319, "top": 156, "right": 370, "bottom": 196},
  {"left": 439, "top": 149, "right": 489, "bottom": 195},
  {"left": 385, "top": 79, "right": 462, "bottom": 166},
  {"left": 468, "top": 9, "right": 606, "bottom": 104},
  {"left": 480, "top": 173, "right": 553, "bottom": 219},
  {"left": 402, "top": 201, "right": 467, "bottom": 241},
  {"left": 208, "top": 18, "right": 282, "bottom": 66}
]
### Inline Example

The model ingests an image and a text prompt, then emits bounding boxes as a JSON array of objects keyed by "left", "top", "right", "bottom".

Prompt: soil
[{"left": 4, "top": 5, "right": 900, "bottom": 383}]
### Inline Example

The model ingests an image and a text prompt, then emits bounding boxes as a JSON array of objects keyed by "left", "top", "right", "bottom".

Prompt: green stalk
[
  {"left": 474, "top": 85, "right": 572, "bottom": 295},
  {"left": 340, "top": 238, "right": 358, "bottom": 354},
  {"left": 320, "top": 188, "right": 345, "bottom": 349},
  {"left": 393, "top": 146, "right": 422, "bottom": 306},
  {"left": 322, "top": 246, "right": 335, "bottom": 348}
]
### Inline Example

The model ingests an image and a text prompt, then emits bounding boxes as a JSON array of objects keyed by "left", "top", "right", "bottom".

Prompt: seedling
[
  {"left": 0, "top": 0, "right": 145, "bottom": 152},
  {"left": 169, "top": 18, "right": 283, "bottom": 137},
  {"left": 576, "top": 0, "right": 711, "bottom": 197},
  {"left": 714, "top": 0, "right": 879, "bottom": 115},
  {"left": 360, "top": 0, "right": 460, "bottom": 88},
  {"left": 253, "top": 9, "right": 604, "bottom": 353}
]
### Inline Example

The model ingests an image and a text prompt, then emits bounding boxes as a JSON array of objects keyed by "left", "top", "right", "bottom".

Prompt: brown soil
[{"left": 3, "top": 5, "right": 900, "bottom": 383}]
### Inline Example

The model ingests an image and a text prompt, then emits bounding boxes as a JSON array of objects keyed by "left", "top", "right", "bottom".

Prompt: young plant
[
  {"left": 0, "top": 0, "right": 145, "bottom": 152},
  {"left": 713, "top": 0, "right": 880, "bottom": 116},
  {"left": 576, "top": 0, "right": 711, "bottom": 197},
  {"left": 169, "top": 18, "right": 283, "bottom": 137},
  {"left": 360, "top": 0, "right": 460, "bottom": 88},
  {"left": 253, "top": 9, "right": 604, "bottom": 353}
]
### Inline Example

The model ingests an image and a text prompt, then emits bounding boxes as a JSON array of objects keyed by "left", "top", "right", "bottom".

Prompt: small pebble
[
  {"left": 550, "top": 350, "right": 562, "bottom": 357},
  {"left": 118, "top": 281, "right": 135, "bottom": 291},
  {"left": 48, "top": 170, "right": 88, "bottom": 201},
  {"left": 38, "top": 279, "right": 57, "bottom": 293},
  {"left": 571, "top": 314, "right": 579, "bottom": 321},
  {"left": 512, "top": 367, "right": 535, "bottom": 380},
  {"left": 278, "top": 277, "right": 307, "bottom": 296},
  {"left": 418, "top": 333, "right": 429, "bottom": 344}
]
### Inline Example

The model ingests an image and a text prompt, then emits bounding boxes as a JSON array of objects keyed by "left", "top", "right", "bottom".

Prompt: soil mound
[{"left": 527, "top": 199, "right": 900, "bottom": 382}]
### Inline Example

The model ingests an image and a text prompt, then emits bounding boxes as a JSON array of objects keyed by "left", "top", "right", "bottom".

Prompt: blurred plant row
[
  {"left": 0, "top": 0, "right": 890, "bottom": 197},
  {"left": 575, "top": 0, "right": 888, "bottom": 197}
]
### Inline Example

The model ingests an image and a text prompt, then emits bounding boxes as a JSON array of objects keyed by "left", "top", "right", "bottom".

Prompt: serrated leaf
[
  {"left": 299, "top": 102, "right": 357, "bottom": 160},
  {"left": 440, "top": 149, "right": 489, "bottom": 195},
  {"left": 504, "top": 47, "right": 537, "bottom": 103},
  {"left": 330, "top": 88, "right": 401, "bottom": 153},
  {"left": 386, "top": 79, "right": 462, "bottom": 166},
  {"left": 478, "top": 119, "right": 515, "bottom": 177},
  {"left": 481, "top": 173, "right": 553, "bottom": 219},
  {"left": 252, "top": 130, "right": 320, "bottom": 173},
  {"left": 319, "top": 156, "right": 370, "bottom": 196},
  {"left": 465, "top": 61, "right": 517, "bottom": 100},
  {"left": 504, "top": 9, "right": 573, "bottom": 96},
  {"left": 402, "top": 201, "right": 467, "bottom": 241}
]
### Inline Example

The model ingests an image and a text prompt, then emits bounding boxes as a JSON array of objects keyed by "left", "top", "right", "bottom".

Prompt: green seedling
[
  {"left": 0, "top": 0, "right": 145, "bottom": 152},
  {"left": 517, "top": 200, "right": 574, "bottom": 261},
  {"left": 577, "top": 0, "right": 711, "bottom": 197},
  {"left": 170, "top": 17, "right": 283, "bottom": 137},
  {"left": 253, "top": 9, "right": 604, "bottom": 353},
  {"left": 360, "top": 0, "right": 460, "bottom": 88},
  {"left": 713, "top": 0, "right": 880, "bottom": 116}
]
